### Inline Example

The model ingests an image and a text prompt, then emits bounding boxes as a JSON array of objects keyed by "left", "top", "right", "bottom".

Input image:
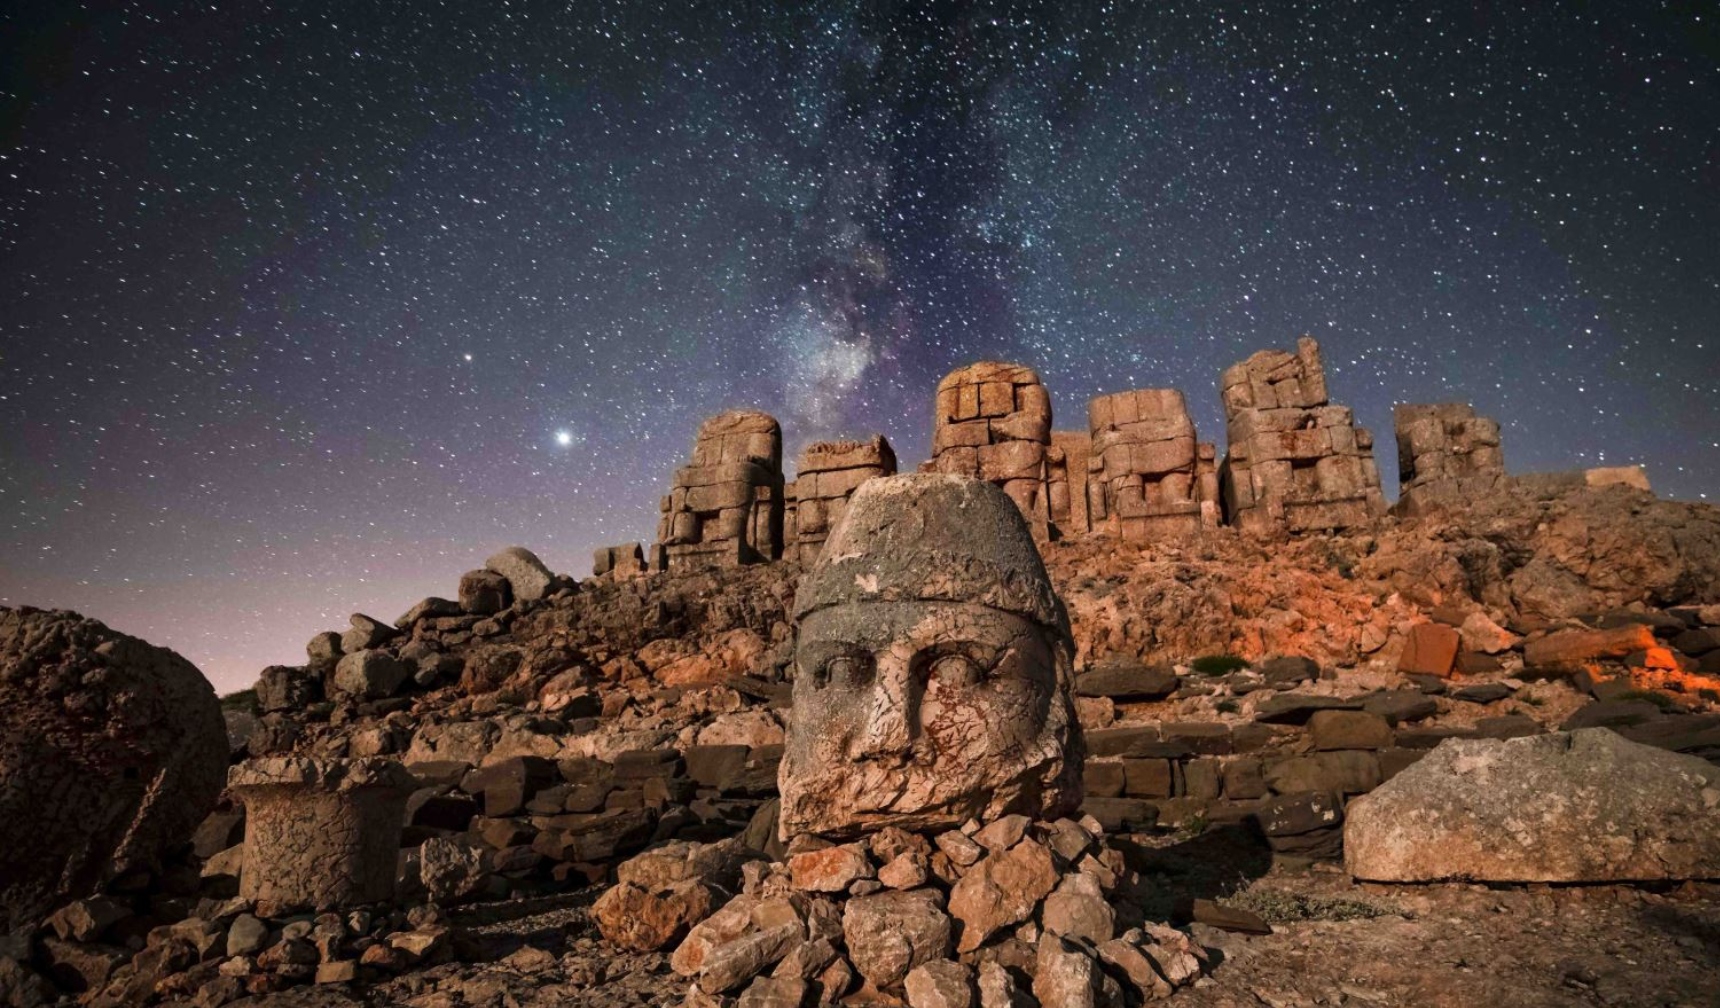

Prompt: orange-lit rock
[{"left": 1525, "top": 624, "right": 1657, "bottom": 670}]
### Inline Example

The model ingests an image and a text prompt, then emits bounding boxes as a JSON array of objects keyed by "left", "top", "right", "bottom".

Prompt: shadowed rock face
[
  {"left": 780, "top": 474, "right": 1084, "bottom": 839},
  {"left": 0, "top": 607, "right": 226, "bottom": 932}
]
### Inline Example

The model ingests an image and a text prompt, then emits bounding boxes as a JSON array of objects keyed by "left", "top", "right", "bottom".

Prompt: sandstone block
[{"left": 1397, "top": 623, "right": 1459, "bottom": 677}]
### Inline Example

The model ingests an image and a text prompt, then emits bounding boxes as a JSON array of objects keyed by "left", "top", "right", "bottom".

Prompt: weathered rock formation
[
  {"left": 227, "top": 757, "right": 417, "bottom": 914},
  {"left": 1345, "top": 729, "right": 1720, "bottom": 882},
  {"left": 1219, "top": 337, "right": 1386, "bottom": 533},
  {"left": 783, "top": 436, "right": 896, "bottom": 567},
  {"left": 929, "top": 362, "right": 1054, "bottom": 538},
  {"left": 657, "top": 409, "right": 786, "bottom": 570},
  {"left": 0, "top": 607, "right": 227, "bottom": 932},
  {"left": 780, "top": 473, "right": 1085, "bottom": 839},
  {"left": 1087, "top": 388, "right": 1220, "bottom": 542},
  {"left": 1393, "top": 402, "right": 1507, "bottom": 515}
]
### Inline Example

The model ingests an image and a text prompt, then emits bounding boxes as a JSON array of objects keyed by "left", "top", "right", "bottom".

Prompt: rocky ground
[
  {"left": 7, "top": 478, "right": 1720, "bottom": 1007},
  {"left": 205, "top": 855, "right": 1720, "bottom": 1008}
]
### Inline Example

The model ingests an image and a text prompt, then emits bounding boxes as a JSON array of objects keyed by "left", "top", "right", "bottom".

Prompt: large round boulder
[
  {"left": 1345, "top": 728, "right": 1720, "bottom": 883},
  {"left": 0, "top": 607, "right": 227, "bottom": 930}
]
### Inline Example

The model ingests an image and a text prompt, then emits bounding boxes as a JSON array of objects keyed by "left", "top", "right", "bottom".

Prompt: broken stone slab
[
  {"left": 947, "top": 837, "right": 1058, "bottom": 953},
  {"left": 1074, "top": 658, "right": 1180, "bottom": 700},
  {"left": 1524, "top": 624, "right": 1657, "bottom": 670},
  {"left": 1396, "top": 623, "right": 1459, "bottom": 677},
  {"left": 842, "top": 888, "right": 952, "bottom": 989},
  {"left": 1346, "top": 728, "right": 1720, "bottom": 882}
]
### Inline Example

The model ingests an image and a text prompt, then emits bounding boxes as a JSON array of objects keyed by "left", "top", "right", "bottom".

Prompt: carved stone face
[{"left": 779, "top": 473, "right": 1083, "bottom": 839}]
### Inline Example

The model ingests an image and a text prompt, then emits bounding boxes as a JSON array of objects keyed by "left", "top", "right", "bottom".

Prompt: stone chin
[{"left": 778, "top": 599, "right": 1084, "bottom": 841}]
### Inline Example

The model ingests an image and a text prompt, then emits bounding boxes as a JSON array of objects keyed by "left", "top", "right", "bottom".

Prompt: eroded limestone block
[
  {"left": 780, "top": 474, "right": 1084, "bottom": 840},
  {"left": 1393, "top": 403, "right": 1507, "bottom": 515},
  {"left": 785, "top": 435, "right": 896, "bottom": 566},
  {"left": 1086, "top": 388, "right": 1219, "bottom": 542},
  {"left": 228, "top": 757, "right": 416, "bottom": 913}
]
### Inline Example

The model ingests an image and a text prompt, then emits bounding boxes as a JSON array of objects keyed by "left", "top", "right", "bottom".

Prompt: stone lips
[
  {"left": 0, "top": 606, "right": 227, "bottom": 933},
  {"left": 1344, "top": 728, "right": 1720, "bottom": 883},
  {"left": 782, "top": 473, "right": 1085, "bottom": 839}
]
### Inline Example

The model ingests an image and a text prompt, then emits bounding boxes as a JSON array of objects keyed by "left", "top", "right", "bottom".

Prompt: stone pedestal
[{"left": 228, "top": 757, "right": 416, "bottom": 914}]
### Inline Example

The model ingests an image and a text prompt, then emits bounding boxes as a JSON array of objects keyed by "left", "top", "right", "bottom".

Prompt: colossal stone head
[{"left": 780, "top": 473, "right": 1084, "bottom": 839}]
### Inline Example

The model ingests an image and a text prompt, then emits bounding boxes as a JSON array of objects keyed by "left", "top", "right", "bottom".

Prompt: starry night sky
[{"left": 3, "top": 2, "right": 1717, "bottom": 693}]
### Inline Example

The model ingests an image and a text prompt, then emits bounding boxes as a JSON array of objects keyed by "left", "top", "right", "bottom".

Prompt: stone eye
[
  {"left": 820, "top": 653, "right": 874, "bottom": 688},
  {"left": 926, "top": 653, "right": 983, "bottom": 687}
]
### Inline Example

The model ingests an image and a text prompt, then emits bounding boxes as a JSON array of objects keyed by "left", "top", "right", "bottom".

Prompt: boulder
[
  {"left": 1308, "top": 710, "right": 1394, "bottom": 750},
  {"left": 332, "top": 649, "right": 410, "bottom": 700},
  {"left": 0, "top": 607, "right": 227, "bottom": 932},
  {"left": 458, "top": 569, "right": 511, "bottom": 615},
  {"left": 485, "top": 546, "right": 557, "bottom": 603},
  {"left": 843, "top": 888, "right": 951, "bottom": 989},
  {"left": 339, "top": 613, "right": 399, "bottom": 654},
  {"left": 1345, "top": 728, "right": 1720, "bottom": 882},
  {"left": 255, "top": 665, "right": 321, "bottom": 712},
  {"left": 904, "top": 959, "right": 975, "bottom": 1008}
]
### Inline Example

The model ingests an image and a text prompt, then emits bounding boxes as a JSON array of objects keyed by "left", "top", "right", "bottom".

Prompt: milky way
[{"left": 2, "top": 2, "right": 1716, "bottom": 692}]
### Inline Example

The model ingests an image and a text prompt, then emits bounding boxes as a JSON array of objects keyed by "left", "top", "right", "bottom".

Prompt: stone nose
[{"left": 851, "top": 646, "right": 919, "bottom": 765}]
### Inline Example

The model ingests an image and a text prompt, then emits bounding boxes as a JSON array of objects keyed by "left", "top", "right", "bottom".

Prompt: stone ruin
[
  {"left": 656, "top": 409, "right": 786, "bottom": 571},
  {"left": 783, "top": 435, "right": 897, "bottom": 567},
  {"left": 592, "top": 542, "right": 648, "bottom": 580},
  {"left": 1218, "top": 336, "right": 1387, "bottom": 533},
  {"left": 1087, "top": 388, "right": 1221, "bottom": 543},
  {"left": 227, "top": 757, "right": 416, "bottom": 915},
  {"left": 1393, "top": 402, "right": 1506, "bottom": 516},
  {"left": 928, "top": 362, "right": 1055, "bottom": 539},
  {"left": 1045, "top": 429, "right": 1094, "bottom": 536}
]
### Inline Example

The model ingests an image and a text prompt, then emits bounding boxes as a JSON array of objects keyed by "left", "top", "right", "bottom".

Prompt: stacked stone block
[
  {"left": 929, "top": 362, "right": 1054, "bottom": 537},
  {"left": 784, "top": 436, "right": 897, "bottom": 566},
  {"left": 1087, "top": 388, "right": 1220, "bottom": 542},
  {"left": 1394, "top": 403, "right": 1506, "bottom": 515},
  {"left": 656, "top": 410, "right": 785, "bottom": 571},
  {"left": 1218, "top": 337, "right": 1386, "bottom": 533}
]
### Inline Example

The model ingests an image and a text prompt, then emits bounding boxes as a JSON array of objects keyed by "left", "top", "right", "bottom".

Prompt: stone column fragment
[{"left": 228, "top": 757, "right": 416, "bottom": 914}]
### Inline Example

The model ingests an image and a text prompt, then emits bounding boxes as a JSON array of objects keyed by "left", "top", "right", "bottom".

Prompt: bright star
[
  {"left": 462, "top": 353, "right": 473, "bottom": 362},
  {"left": 554, "top": 430, "right": 573, "bottom": 447}
]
